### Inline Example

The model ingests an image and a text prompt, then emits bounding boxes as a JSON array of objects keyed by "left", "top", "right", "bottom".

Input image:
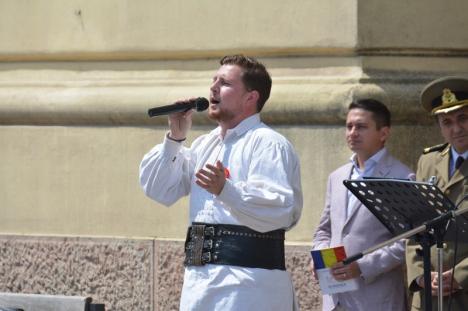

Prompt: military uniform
[
  {"left": 406, "top": 143, "right": 468, "bottom": 310},
  {"left": 406, "top": 76, "right": 468, "bottom": 310}
]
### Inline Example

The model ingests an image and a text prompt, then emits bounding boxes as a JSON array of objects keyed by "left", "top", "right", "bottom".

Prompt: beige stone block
[
  {"left": 0, "top": 59, "right": 454, "bottom": 127},
  {"left": 0, "top": 0, "right": 357, "bottom": 61},
  {"left": 0, "top": 122, "right": 442, "bottom": 242},
  {"left": 358, "top": 0, "right": 468, "bottom": 52}
]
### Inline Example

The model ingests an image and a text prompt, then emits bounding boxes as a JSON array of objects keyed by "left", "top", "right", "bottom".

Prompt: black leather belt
[{"left": 184, "top": 223, "right": 286, "bottom": 270}]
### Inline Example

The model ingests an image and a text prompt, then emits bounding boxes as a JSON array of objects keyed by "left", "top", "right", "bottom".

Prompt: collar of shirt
[
  {"left": 349, "top": 147, "right": 388, "bottom": 179},
  {"left": 449, "top": 147, "right": 468, "bottom": 177},
  {"left": 346, "top": 147, "right": 387, "bottom": 218},
  {"left": 211, "top": 114, "right": 261, "bottom": 141}
]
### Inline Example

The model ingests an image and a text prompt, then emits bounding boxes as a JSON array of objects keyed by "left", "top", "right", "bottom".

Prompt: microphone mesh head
[{"left": 195, "top": 97, "right": 209, "bottom": 111}]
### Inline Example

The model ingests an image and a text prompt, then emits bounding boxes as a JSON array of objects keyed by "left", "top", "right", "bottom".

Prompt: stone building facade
[{"left": 1, "top": 1, "right": 468, "bottom": 310}]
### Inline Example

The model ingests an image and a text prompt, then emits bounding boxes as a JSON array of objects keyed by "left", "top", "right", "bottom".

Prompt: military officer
[{"left": 406, "top": 76, "right": 468, "bottom": 310}]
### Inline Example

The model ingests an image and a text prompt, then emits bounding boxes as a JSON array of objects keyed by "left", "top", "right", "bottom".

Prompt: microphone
[{"left": 148, "top": 97, "right": 209, "bottom": 117}]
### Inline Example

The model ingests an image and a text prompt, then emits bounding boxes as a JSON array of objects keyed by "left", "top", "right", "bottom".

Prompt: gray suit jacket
[{"left": 312, "top": 151, "right": 414, "bottom": 311}]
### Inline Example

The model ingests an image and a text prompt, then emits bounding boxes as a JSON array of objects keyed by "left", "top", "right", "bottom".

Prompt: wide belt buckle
[{"left": 184, "top": 224, "right": 215, "bottom": 266}]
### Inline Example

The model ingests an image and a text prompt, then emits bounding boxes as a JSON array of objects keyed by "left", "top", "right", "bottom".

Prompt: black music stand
[{"left": 342, "top": 178, "right": 468, "bottom": 311}]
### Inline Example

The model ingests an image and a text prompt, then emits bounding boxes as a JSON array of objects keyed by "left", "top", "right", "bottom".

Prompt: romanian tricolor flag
[
  {"left": 310, "top": 246, "right": 359, "bottom": 294},
  {"left": 311, "top": 246, "right": 347, "bottom": 269}
]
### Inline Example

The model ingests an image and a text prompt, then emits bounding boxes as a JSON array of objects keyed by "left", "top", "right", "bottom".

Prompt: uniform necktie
[{"left": 455, "top": 156, "right": 465, "bottom": 170}]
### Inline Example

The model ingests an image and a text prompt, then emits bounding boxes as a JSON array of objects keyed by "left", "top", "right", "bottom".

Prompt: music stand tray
[{"left": 343, "top": 178, "right": 468, "bottom": 241}]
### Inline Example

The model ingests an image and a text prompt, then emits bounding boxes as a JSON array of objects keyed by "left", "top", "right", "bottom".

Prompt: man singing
[{"left": 139, "top": 55, "right": 303, "bottom": 311}]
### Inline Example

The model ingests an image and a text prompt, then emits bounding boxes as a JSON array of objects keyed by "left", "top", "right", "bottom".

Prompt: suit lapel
[
  {"left": 336, "top": 164, "right": 353, "bottom": 230},
  {"left": 344, "top": 197, "right": 361, "bottom": 225},
  {"left": 447, "top": 154, "right": 468, "bottom": 190},
  {"left": 434, "top": 148, "right": 450, "bottom": 190}
]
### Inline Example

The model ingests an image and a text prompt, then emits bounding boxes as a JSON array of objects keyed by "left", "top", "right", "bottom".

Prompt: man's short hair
[
  {"left": 348, "top": 99, "right": 391, "bottom": 129},
  {"left": 220, "top": 55, "right": 272, "bottom": 112}
]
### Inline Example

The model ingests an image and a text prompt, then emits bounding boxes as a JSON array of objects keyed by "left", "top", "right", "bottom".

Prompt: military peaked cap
[{"left": 421, "top": 76, "right": 468, "bottom": 115}]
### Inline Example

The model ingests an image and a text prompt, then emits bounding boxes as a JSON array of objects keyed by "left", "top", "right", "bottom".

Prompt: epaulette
[{"left": 423, "top": 143, "right": 449, "bottom": 154}]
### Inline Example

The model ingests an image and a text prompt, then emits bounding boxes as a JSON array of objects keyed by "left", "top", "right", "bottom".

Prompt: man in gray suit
[{"left": 312, "top": 99, "right": 415, "bottom": 311}]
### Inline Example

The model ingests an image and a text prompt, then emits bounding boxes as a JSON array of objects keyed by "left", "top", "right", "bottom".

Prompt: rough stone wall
[
  {"left": 0, "top": 236, "right": 154, "bottom": 311},
  {"left": 0, "top": 235, "right": 319, "bottom": 311},
  {"left": 154, "top": 241, "right": 184, "bottom": 311}
]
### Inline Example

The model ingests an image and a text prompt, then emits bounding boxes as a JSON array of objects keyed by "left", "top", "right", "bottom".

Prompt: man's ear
[
  {"left": 245, "top": 90, "right": 260, "bottom": 112},
  {"left": 380, "top": 126, "right": 390, "bottom": 143}
]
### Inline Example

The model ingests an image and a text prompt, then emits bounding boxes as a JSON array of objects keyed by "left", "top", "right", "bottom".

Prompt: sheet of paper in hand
[{"left": 311, "top": 246, "right": 359, "bottom": 294}]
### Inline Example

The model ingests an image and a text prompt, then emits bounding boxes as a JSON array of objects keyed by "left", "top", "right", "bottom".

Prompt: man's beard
[
  {"left": 208, "top": 107, "right": 235, "bottom": 123},
  {"left": 208, "top": 108, "right": 221, "bottom": 121}
]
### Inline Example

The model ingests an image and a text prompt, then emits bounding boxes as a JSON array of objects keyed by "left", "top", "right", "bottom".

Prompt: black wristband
[{"left": 166, "top": 133, "right": 186, "bottom": 143}]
